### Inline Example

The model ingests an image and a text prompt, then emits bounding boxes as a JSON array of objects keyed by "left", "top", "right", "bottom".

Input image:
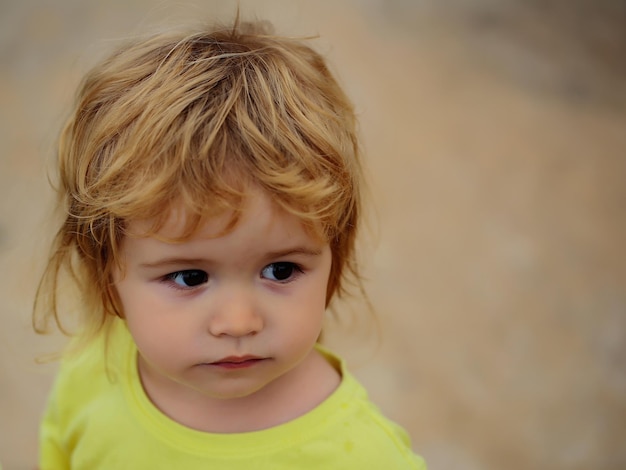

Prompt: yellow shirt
[{"left": 40, "top": 321, "right": 426, "bottom": 469}]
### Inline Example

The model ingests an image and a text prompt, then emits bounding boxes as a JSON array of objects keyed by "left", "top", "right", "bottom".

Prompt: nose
[{"left": 207, "top": 286, "right": 263, "bottom": 338}]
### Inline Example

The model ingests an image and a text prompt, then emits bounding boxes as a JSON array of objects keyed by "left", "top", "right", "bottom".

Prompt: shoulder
[
  {"left": 43, "top": 320, "right": 133, "bottom": 432},
  {"left": 40, "top": 320, "right": 140, "bottom": 468},
  {"left": 313, "top": 345, "right": 427, "bottom": 469}
]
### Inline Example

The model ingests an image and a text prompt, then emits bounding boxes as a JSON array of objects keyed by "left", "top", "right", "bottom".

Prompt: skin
[{"left": 113, "top": 189, "right": 340, "bottom": 433}]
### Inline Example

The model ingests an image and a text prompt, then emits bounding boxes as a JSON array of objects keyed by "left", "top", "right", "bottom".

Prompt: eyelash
[
  {"left": 261, "top": 262, "right": 304, "bottom": 283},
  {"left": 161, "top": 262, "right": 304, "bottom": 290},
  {"left": 161, "top": 270, "right": 208, "bottom": 290}
]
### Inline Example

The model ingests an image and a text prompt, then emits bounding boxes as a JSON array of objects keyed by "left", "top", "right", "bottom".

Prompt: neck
[{"left": 138, "top": 348, "right": 340, "bottom": 433}]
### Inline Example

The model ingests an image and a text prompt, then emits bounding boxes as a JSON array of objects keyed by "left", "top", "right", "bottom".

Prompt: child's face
[{"left": 114, "top": 189, "right": 332, "bottom": 404}]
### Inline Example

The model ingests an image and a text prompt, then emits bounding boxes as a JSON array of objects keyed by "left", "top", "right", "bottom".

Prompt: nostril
[{"left": 208, "top": 311, "right": 263, "bottom": 338}]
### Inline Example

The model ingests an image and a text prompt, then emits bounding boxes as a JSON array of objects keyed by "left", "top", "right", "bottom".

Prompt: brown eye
[
  {"left": 167, "top": 270, "right": 208, "bottom": 288},
  {"left": 261, "top": 262, "right": 300, "bottom": 282}
]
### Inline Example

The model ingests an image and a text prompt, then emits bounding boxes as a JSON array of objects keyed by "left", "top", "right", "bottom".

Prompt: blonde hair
[{"left": 34, "top": 19, "right": 364, "bottom": 346}]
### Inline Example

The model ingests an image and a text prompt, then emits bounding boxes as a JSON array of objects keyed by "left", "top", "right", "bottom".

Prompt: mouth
[{"left": 206, "top": 356, "right": 267, "bottom": 370}]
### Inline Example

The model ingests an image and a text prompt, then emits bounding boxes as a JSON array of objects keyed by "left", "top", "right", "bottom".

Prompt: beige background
[{"left": 1, "top": 1, "right": 625, "bottom": 469}]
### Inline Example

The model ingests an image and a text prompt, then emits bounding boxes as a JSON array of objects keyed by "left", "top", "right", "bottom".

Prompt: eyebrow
[
  {"left": 138, "top": 247, "right": 323, "bottom": 269},
  {"left": 138, "top": 258, "right": 208, "bottom": 269},
  {"left": 264, "top": 247, "right": 323, "bottom": 259}
]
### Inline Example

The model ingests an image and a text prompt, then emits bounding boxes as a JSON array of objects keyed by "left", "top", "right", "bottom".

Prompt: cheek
[
  {"left": 300, "top": 261, "right": 331, "bottom": 312},
  {"left": 300, "top": 275, "right": 331, "bottom": 326},
  {"left": 125, "top": 312, "right": 184, "bottom": 371},
  {"left": 115, "top": 274, "right": 164, "bottom": 319},
  {"left": 115, "top": 283, "right": 173, "bottom": 348}
]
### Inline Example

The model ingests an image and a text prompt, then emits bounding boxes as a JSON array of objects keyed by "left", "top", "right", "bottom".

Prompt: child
[{"left": 35, "top": 18, "right": 426, "bottom": 469}]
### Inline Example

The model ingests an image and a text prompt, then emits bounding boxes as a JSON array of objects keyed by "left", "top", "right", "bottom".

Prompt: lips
[{"left": 207, "top": 355, "right": 266, "bottom": 369}]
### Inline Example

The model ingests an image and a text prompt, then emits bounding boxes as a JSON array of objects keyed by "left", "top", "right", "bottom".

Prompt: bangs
[{"left": 69, "top": 24, "right": 359, "bottom": 245}]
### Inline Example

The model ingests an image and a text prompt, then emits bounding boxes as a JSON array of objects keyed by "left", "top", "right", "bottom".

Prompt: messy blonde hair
[{"left": 34, "top": 19, "right": 364, "bottom": 345}]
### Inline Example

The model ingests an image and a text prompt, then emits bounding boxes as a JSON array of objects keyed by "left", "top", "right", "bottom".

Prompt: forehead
[{"left": 124, "top": 189, "right": 323, "bottom": 245}]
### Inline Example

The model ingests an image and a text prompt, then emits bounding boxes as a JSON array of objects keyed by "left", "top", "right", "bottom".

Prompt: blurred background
[{"left": 1, "top": 0, "right": 625, "bottom": 468}]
